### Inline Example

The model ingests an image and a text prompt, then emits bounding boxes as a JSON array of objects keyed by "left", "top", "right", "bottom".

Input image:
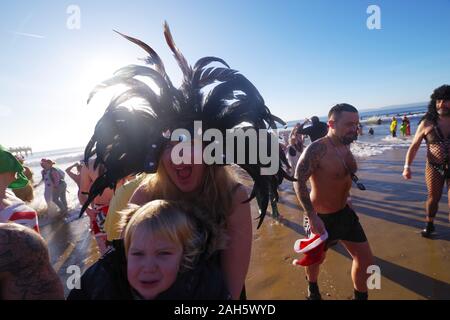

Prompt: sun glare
[{"left": 78, "top": 57, "right": 120, "bottom": 99}]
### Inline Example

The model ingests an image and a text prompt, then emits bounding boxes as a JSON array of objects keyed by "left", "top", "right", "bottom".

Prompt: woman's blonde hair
[
  {"left": 121, "top": 199, "right": 207, "bottom": 271},
  {"left": 139, "top": 160, "right": 240, "bottom": 254},
  {"left": 288, "top": 135, "right": 297, "bottom": 146}
]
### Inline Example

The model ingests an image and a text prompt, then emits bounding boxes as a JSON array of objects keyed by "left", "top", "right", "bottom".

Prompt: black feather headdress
[{"left": 82, "top": 22, "right": 293, "bottom": 228}]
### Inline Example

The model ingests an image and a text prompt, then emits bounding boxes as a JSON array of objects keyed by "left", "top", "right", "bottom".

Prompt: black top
[
  {"left": 67, "top": 240, "right": 231, "bottom": 300},
  {"left": 298, "top": 122, "right": 328, "bottom": 142},
  {"left": 288, "top": 145, "right": 298, "bottom": 157}
]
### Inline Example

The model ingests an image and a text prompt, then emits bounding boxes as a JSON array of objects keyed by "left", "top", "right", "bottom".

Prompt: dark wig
[
  {"left": 310, "top": 116, "right": 319, "bottom": 124},
  {"left": 420, "top": 85, "right": 450, "bottom": 124}
]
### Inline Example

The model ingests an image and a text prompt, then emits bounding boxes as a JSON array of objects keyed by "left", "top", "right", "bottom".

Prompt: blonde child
[{"left": 68, "top": 200, "right": 230, "bottom": 300}]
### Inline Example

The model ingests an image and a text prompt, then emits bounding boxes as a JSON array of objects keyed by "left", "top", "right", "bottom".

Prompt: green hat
[{"left": 0, "top": 145, "right": 29, "bottom": 189}]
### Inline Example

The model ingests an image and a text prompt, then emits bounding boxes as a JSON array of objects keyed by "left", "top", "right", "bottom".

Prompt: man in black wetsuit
[
  {"left": 297, "top": 116, "right": 328, "bottom": 142},
  {"left": 403, "top": 85, "right": 450, "bottom": 237}
]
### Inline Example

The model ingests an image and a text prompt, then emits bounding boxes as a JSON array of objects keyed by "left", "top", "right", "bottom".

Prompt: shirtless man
[
  {"left": 65, "top": 161, "right": 83, "bottom": 188},
  {"left": 294, "top": 103, "right": 374, "bottom": 300},
  {"left": 403, "top": 85, "right": 450, "bottom": 237},
  {"left": 0, "top": 223, "right": 64, "bottom": 299}
]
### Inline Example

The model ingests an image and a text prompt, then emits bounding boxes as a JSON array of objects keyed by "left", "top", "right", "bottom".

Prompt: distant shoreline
[
  {"left": 17, "top": 103, "right": 429, "bottom": 152},
  {"left": 282, "top": 103, "right": 427, "bottom": 129}
]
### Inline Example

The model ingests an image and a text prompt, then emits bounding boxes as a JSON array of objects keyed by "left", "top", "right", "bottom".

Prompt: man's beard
[
  {"left": 437, "top": 108, "right": 450, "bottom": 117},
  {"left": 341, "top": 133, "right": 358, "bottom": 145}
]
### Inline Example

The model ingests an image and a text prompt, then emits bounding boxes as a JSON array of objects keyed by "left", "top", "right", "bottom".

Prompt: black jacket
[
  {"left": 298, "top": 122, "right": 328, "bottom": 142},
  {"left": 67, "top": 240, "right": 231, "bottom": 300}
]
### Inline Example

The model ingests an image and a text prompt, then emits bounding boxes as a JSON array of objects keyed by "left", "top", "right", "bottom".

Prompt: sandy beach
[
  {"left": 245, "top": 145, "right": 450, "bottom": 300},
  {"left": 36, "top": 144, "right": 449, "bottom": 299}
]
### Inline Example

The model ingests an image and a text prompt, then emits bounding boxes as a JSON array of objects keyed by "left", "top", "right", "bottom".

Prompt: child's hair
[{"left": 121, "top": 200, "right": 207, "bottom": 271}]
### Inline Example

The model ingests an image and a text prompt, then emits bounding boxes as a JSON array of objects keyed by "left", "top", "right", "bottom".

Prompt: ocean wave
[
  {"left": 361, "top": 113, "right": 425, "bottom": 125},
  {"left": 351, "top": 136, "right": 419, "bottom": 159},
  {"left": 351, "top": 142, "right": 393, "bottom": 158},
  {"left": 380, "top": 135, "right": 413, "bottom": 147}
]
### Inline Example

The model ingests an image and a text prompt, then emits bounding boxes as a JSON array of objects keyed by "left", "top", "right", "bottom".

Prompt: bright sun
[
  {"left": 78, "top": 57, "right": 121, "bottom": 99},
  {"left": 72, "top": 55, "right": 161, "bottom": 147}
]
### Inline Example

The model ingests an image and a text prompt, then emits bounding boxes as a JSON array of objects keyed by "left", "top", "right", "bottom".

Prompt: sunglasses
[{"left": 351, "top": 173, "right": 366, "bottom": 191}]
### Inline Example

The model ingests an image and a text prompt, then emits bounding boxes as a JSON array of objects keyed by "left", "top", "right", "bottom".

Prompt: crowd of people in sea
[{"left": 1, "top": 24, "right": 449, "bottom": 300}]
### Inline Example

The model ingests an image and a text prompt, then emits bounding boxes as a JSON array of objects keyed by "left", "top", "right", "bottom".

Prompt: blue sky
[{"left": 1, "top": 0, "right": 449, "bottom": 151}]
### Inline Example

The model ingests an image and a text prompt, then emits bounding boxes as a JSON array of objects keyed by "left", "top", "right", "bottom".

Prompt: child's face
[{"left": 127, "top": 226, "right": 183, "bottom": 300}]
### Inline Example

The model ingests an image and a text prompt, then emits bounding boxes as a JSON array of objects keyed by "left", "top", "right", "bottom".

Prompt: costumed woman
[
  {"left": 73, "top": 22, "right": 292, "bottom": 299},
  {"left": 403, "top": 85, "right": 450, "bottom": 237}
]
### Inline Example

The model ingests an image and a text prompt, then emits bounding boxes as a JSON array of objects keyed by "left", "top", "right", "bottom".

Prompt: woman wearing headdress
[{"left": 80, "top": 22, "right": 291, "bottom": 299}]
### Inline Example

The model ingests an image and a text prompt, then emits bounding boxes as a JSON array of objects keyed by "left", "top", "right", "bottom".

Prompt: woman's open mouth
[{"left": 175, "top": 165, "right": 192, "bottom": 180}]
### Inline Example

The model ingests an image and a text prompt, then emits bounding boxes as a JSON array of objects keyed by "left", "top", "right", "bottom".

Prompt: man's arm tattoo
[
  {"left": 293, "top": 142, "right": 327, "bottom": 215},
  {"left": 0, "top": 224, "right": 64, "bottom": 299}
]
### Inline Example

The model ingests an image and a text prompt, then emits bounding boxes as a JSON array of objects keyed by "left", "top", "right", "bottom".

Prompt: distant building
[{"left": 8, "top": 147, "right": 33, "bottom": 157}]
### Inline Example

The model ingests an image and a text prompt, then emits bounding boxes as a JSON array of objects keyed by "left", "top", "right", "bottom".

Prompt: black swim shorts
[{"left": 303, "top": 205, "right": 367, "bottom": 249}]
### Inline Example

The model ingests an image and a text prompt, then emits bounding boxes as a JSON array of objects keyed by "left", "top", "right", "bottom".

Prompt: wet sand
[
  {"left": 245, "top": 146, "right": 450, "bottom": 300},
  {"left": 38, "top": 146, "right": 449, "bottom": 299}
]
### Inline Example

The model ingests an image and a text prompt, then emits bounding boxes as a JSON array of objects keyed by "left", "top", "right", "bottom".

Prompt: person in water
[
  {"left": 403, "top": 85, "right": 450, "bottom": 237},
  {"left": 400, "top": 116, "right": 410, "bottom": 137},
  {"left": 402, "top": 116, "right": 411, "bottom": 136},
  {"left": 400, "top": 121, "right": 407, "bottom": 137},
  {"left": 294, "top": 103, "right": 374, "bottom": 300},
  {"left": 390, "top": 117, "right": 398, "bottom": 137}
]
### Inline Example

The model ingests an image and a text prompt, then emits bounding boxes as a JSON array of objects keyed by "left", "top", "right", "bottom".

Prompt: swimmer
[{"left": 390, "top": 117, "right": 398, "bottom": 137}]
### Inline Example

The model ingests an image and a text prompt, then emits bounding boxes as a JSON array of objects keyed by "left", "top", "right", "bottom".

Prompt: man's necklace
[{"left": 327, "top": 136, "right": 366, "bottom": 191}]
